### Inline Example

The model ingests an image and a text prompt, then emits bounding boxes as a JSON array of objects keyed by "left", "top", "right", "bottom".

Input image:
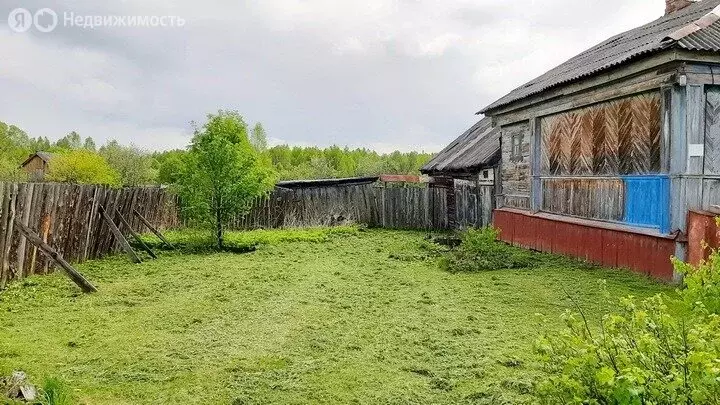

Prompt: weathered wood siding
[
  {"left": 540, "top": 92, "right": 662, "bottom": 176},
  {"left": 541, "top": 178, "right": 624, "bottom": 221},
  {"left": 0, "top": 183, "right": 180, "bottom": 288},
  {"left": 22, "top": 156, "right": 47, "bottom": 181},
  {"left": 501, "top": 122, "right": 531, "bottom": 209},
  {"left": 233, "top": 182, "right": 495, "bottom": 231},
  {"left": 705, "top": 86, "right": 720, "bottom": 175}
]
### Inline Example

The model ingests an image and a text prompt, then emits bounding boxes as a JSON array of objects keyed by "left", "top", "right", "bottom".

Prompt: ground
[{"left": 0, "top": 228, "right": 671, "bottom": 404}]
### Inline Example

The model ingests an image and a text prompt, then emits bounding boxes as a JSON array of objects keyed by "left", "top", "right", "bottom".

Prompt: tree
[
  {"left": 178, "top": 111, "right": 274, "bottom": 249},
  {"left": 46, "top": 149, "right": 121, "bottom": 186},
  {"left": 99, "top": 140, "right": 157, "bottom": 186},
  {"left": 83, "top": 137, "right": 96, "bottom": 151},
  {"left": 250, "top": 123, "right": 268, "bottom": 152},
  {"left": 55, "top": 131, "right": 82, "bottom": 150},
  {"left": 155, "top": 149, "right": 186, "bottom": 185}
]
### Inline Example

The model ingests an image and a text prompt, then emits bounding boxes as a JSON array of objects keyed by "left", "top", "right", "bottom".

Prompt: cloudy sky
[{"left": 0, "top": 0, "right": 669, "bottom": 153}]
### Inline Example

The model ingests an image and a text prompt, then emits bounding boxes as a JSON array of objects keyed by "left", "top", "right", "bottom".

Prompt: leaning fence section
[
  {"left": 0, "top": 182, "right": 179, "bottom": 288},
  {"left": 232, "top": 181, "right": 495, "bottom": 231}
]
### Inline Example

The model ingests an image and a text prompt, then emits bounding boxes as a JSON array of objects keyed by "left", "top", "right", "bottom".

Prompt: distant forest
[{"left": 0, "top": 120, "right": 434, "bottom": 186}]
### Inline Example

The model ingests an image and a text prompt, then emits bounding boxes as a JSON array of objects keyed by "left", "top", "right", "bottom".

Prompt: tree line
[{"left": 0, "top": 120, "right": 433, "bottom": 186}]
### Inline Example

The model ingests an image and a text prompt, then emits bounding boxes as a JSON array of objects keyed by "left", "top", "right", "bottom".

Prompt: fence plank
[{"left": 14, "top": 218, "right": 97, "bottom": 293}]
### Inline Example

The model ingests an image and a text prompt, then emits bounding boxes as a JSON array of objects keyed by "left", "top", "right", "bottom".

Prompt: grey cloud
[{"left": 0, "top": 1, "right": 665, "bottom": 152}]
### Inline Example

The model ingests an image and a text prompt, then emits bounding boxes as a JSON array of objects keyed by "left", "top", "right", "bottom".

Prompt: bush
[
  {"left": 535, "top": 244, "right": 720, "bottom": 404},
  {"left": 40, "top": 377, "right": 73, "bottom": 405},
  {"left": 443, "top": 228, "right": 544, "bottom": 272}
]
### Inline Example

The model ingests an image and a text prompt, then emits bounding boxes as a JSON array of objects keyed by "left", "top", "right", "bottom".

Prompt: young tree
[{"left": 178, "top": 111, "right": 274, "bottom": 249}]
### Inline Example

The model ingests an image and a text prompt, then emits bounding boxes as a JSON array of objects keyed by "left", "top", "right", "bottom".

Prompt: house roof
[
  {"left": 481, "top": 0, "right": 720, "bottom": 114},
  {"left": 20, "top": 151, "right": 54, "bottom": 167},
  {"left": 421, "top": 117, "right": 500, "bottom": 175}
]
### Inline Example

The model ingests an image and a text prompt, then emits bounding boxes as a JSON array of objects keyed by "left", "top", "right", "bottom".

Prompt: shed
[
  {"left": 421, "top": 117, "right": 501, "bottom": 184},
  {"left": 20, "top": 151, "right": 53, "bottom": 181},
  {"left": 421, "top": 117, "right": 501, "bottom": 228},
  {"left": 481, "top": 0, "right": 720, "bottom": 280}
]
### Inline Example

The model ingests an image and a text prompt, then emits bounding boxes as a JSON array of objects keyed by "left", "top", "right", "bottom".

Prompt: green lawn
[{"left": 0, "top": 228, "right": 671, "bottom": 404}]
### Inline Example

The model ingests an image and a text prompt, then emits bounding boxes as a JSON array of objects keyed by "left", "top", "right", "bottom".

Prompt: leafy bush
[
  {"left": 535, "top": 244, "right": 720, "bottom": 404},
  {"left": 442, "top": 228, "right": 545, "bottom": 272}
]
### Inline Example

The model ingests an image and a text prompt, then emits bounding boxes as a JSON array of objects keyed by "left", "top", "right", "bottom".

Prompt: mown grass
[{"left": 0, "top": 228, "right": 671, "bottom": 404}]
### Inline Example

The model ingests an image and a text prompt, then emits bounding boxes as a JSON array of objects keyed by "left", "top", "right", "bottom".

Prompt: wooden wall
[
  {"left": 541, "top": 178, "right": 625, "bottom": 221},
  {"left": 500, "top": 122, "right": 531, "bottom": 209},
  {"left": 0, "top": 183, "right": 180, "bottom": 288},
  {"left": 233, "top": 182, "right": 495, "bottom": 231},
  {"left": 540, "top": 92, "right": 662, "bottom": 176}
]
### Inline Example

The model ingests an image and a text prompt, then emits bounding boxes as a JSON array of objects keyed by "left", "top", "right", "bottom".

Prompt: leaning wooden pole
[
  {"left": 133, "top": 209, "right": 175, "bottom": 249},
  {"left": 98, "top": 206, "right": 142, "bottom": 264},
  {"left": 114, "top": 208, "right": 157, "bottom": 259},
  {"left": 13, "top": 219, "right": 97, "bottom": 293}
]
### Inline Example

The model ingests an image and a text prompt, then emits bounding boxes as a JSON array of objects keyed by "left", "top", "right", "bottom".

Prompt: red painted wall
[
  {"left": 687, "top": 210, "right": 720, "bottom": 266},
  {"left": 494, "top": 209, "right": 676, "bottom": 280}
]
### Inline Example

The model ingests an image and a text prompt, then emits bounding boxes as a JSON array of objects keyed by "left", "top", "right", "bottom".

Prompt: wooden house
[
  {"left": 481, "top": 0, "right": 720, "bottom": 280},
  {"left": 20, "top": 151, "right": 53, "bottom": 181},
  {"left": 421, "top": 117, "right": 501, "bottom": 227}
]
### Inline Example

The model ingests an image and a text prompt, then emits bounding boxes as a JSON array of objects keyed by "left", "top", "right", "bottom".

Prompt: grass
[{"left": 0, "top": 228, "right": 671, "bottom": 404}]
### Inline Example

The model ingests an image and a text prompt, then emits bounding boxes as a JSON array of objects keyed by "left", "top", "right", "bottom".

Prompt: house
[
  {"left": 20, "top": 152, "right": 53, "bottom": 181},
  {"left": 421, "top": 117, "right": 501, "bottom": 228},
  {"left": 480, "top": 0, "right": 720, "bottom": 280}
]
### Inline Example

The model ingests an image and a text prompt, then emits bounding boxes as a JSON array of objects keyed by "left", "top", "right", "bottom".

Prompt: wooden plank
[
  {"left": 133, "top": 209, "right": 175, "bottom": 249},
  {"left": 705, "top": 86, "right": 720, "bottom": 175},
  {"left": 686, "top": 85, "right": 705, "bottom": 175},
  {"left": 13, "top": 218, "right": 97, "bottom": 293},
  {"left": 15, "top": 183, "right": 33, "bottom": 279},
  {"left": 99, "top": 205, "right": 141, "bottom": 264},
  {"left": 115, "top": 208, "right": 156, "bottom": 259},
  {"left": 0, "top": 183, "right": 8, "bottom": 288}
]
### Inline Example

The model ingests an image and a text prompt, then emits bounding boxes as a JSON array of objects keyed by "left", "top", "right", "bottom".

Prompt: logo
[
  {"left": 8, "top": 7, "right": 58, "bottom": 33},
  {"left": 34, "top": 8, "right": 58, "bottom": 33},
  {"left": 8, "top": 8, "right": 32, "bottom": 33}
]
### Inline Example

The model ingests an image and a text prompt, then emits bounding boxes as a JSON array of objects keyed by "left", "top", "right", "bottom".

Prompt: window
[
  {"left": 482, "top": 170, "right": 489, "bottom": 179},
  {"left": 510, "top": 132, "right": 524, "bottom": 162}
]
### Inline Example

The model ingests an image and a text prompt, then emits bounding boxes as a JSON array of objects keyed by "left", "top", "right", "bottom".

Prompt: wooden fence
[
  {"left": 0, "top": 182, "right": 180, "bottom": 288},
  {"left": 232, "top": 182, "right": 494, "bottom": 231}
]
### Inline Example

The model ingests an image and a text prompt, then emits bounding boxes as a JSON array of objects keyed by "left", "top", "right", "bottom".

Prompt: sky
[{"left": 0, "top": 0, "right": 671, "bottom": 153}]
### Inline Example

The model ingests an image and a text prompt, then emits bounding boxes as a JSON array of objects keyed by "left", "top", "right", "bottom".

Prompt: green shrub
[
  {"left": 442, "top": 228, "right": 544, "bottom": 272},
  {"left": 535, "top": 246, "right": 720, "bottom": 404},
  {"left": 40, "top": 377, "right": 73, "bottom": 405}
]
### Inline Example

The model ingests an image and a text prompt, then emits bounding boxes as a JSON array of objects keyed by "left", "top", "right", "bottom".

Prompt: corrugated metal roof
[
  {"left": 481, "top": 0, "right": 720, "bottom": 114},
  {"left": 421, "top": 117, "right": 500, "bottom": 174},
  {"left": 276, "top": 176, "right": 380, "bottom": 189}
]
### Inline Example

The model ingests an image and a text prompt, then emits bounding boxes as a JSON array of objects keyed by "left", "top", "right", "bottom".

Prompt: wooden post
[
  {"left": 1, "top": 184, "right": 17, "bottom": 288},
  {"left": 99, "top": 205, "right": 142, "bottom": 264},
  {"left": 13, "top": 219, "right": 97, "bottom": 293},
  {"left": 114, "top": 208, "right": 157, "bottom": 259},
  {"left": 133, "top": 209, "right": 175, "bottom": 249}
]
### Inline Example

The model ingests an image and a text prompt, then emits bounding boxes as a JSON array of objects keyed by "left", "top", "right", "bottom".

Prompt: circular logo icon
[
  {"left": 8, "top": 8, "right": 33, "bottom": 33},
  {"left": 33, "top": 8, "right": 58, "bottom": 33}
]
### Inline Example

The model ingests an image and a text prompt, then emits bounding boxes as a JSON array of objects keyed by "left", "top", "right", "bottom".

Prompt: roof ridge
[{"left": 665, "top": 4, "right": 720, "bottom": 42}]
